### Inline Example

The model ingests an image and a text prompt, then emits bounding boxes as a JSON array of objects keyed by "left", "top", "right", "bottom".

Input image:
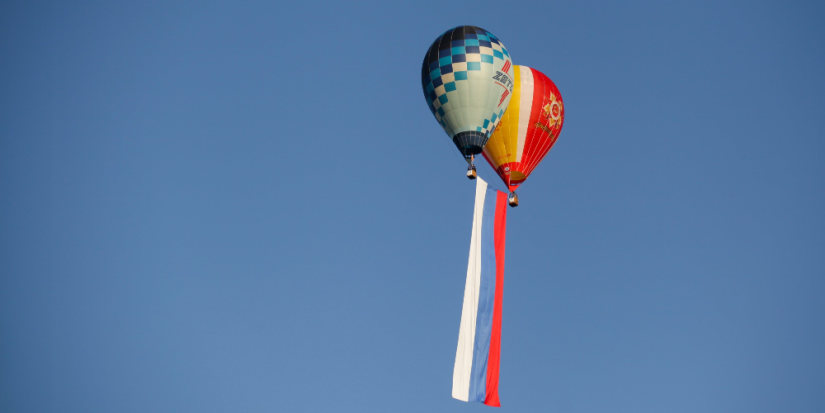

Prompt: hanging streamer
[{"left": 452, "top": 177, "right": 507, "bottom": 407}]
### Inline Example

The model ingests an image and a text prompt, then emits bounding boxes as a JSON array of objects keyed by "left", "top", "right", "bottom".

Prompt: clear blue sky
[{"left": 1, "top": 1, "right": 823, "bottom": 412}]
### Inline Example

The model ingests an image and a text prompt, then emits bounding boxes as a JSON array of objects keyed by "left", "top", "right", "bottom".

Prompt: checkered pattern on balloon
[{"left": 421, "top": 26, "right": 514, "bottom": 159}]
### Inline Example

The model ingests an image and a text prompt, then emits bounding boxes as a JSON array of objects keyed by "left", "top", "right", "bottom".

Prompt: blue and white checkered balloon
[{"left": 421, "top": 26, "right": 514, "bottom": 160}]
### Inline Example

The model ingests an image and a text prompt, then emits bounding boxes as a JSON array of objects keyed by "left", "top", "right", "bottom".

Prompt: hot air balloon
[
  {"left": 421, "top": 26, "right": 514, "bottom": 179},
  {"left": 482, "top": 65, "right": 564, "bottom": 206}
]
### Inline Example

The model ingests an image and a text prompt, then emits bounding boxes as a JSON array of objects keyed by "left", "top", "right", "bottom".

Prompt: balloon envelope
[
  {"left": 482, "top": 65, "right": 564, "bottom": 190},
  {"left": 421, "top": 26, "right": 514, "bottom": 160}
]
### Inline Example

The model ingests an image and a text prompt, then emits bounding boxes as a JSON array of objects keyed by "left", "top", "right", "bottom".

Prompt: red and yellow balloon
[{"left": 482, "top": 65, "right": 564, "bottom": 192}]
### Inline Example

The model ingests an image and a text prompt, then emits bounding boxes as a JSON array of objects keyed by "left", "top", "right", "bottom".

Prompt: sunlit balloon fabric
[
  {"left": 453, "top": 177, "right": 507, "bottom": 407},
  {"left": 421, "top": 26, "right": 514, "bottom": 160},
  {"left": 482, "top": 65, "right": 565, "bottom": 190}
]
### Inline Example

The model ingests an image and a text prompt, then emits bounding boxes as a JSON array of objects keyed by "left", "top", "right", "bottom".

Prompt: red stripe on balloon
[{"left": 520, "top": 68, "right": 548, "bottom": 174}]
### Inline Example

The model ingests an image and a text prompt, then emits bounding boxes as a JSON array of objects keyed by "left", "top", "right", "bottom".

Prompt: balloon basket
[
  {"left": 466, "top": 164, "right": 477, "bottom": 180},
  {"left": 508, "top": 191, "right": 519, "bottom": 207}
]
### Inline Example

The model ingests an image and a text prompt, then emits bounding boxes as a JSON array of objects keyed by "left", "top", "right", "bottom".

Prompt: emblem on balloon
[{"left": 542, "top": 92, "right": 563, "bottom": 127}]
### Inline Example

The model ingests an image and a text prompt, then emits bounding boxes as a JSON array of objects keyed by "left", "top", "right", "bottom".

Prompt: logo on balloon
[
  {"left": 501, "top": 60, "right": 511, "bottom": 74},
  {"left": 498, "top": 89, "right": 510, "bottom": 107},
  {"left": 541, "top": 92, "right": 563, "bottom": 127},
  {"left": 492, "top": 71, "right": 513, "bottom": 90}
]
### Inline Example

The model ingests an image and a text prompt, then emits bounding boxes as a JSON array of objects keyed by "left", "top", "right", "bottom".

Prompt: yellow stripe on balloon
[{"left": 485, "top": 66, "right": 520, "bottom": 168}]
